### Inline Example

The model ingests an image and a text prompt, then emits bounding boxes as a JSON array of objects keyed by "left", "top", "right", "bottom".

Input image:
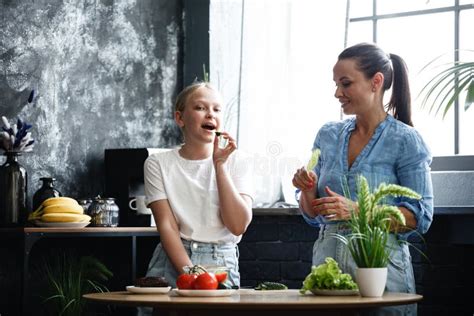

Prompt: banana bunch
[{"left": 29, "top": 197, "right": 91, "bottom": 223}]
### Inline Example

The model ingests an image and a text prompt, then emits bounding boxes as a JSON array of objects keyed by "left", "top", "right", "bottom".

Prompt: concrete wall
[
  {"left": 431, "top": 171, "right": 474, "bottom": 206},
  {"left": 0, "top": 0, "right": 182, "bottom": 204}
]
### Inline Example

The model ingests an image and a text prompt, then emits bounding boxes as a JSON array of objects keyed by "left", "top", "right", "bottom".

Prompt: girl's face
[
  {"left": 175, "top": 87, "right": 223, "bottom": 144},
  {"left": 333, "top": 59, "right": 379, "bottom": 116}
]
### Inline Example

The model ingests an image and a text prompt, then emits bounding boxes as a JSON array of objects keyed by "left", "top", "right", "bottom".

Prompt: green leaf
[
  {"left": 306, "top": 148, "right": 321, "bottom": 171},
  {"left": 465, "top": 79, "right": 474, "bottom": 111},
  {"left": 38, "top": 251, "right": 112, "bottom": 316},
  {"left": 202, "top": 64, "right": 209, "bottom": 82},
  {"left": 300, "top": 257, "right": 358, "bottom": 293},
  {"left": 418, "top": 58, "right": 474, "bottom": 118},
  {"left": 331, "top": 175, "right": 426, "bottom": 268},
  {"left": 441, "top": 70, "right": 473, "bottom": 118}
]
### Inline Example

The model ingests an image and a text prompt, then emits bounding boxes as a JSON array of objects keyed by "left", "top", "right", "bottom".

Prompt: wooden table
[{"left": 84, "top": 289, "right": 422, "bottom": 316}]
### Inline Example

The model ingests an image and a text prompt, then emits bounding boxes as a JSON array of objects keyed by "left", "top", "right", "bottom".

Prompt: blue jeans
[
  {"left": 137, "top": 239, "right": 240, "bottom": 316},
  {"left": 312, "top": 222, "right": 417, "bottom": 316}
]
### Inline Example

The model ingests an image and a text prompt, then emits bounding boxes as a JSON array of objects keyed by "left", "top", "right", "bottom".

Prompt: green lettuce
[{"left": 300, "top": 257, "right": 358, "bottom": 293}]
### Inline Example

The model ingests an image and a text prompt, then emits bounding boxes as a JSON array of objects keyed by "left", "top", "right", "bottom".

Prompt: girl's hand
[
  {"left": 311, "top": 186, "right": 357, "bottom": 221},
  {"left": 292, "top": 167, "right": 317, "bottom": 192},
  {"left": 213, "top": 132, "right": 237, "bottom": 166}
]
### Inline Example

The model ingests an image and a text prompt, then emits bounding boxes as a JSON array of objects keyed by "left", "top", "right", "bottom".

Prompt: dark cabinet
[{"left": 0, "top": 227, "right": 159, "bottom": 315}]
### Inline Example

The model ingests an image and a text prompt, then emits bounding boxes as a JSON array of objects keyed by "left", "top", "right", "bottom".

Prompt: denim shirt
[{"left": 301, "top": 115, "right": 434, "bottom": 238}]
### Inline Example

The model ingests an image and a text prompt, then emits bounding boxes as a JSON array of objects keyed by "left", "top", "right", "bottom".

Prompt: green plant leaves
[
  {"left": 466, "top": 79, "right": 474, "bottom": 111},
  {"left": 40, "top": 252, "right": 113, "bottom": 316},
  {"left": 333, "top": 175, "right": 421, "bottom": 268},
  {"left": 306, "top": 148, "right": 321, "bottom": 171},
  {"left": 419, "top": 58, "right": 474, "bottom": 118},
  {"left": 372, "top": 183, "right": 421, "bottom": 206},
  {"left": 300, "top": 257, "right": 358, "bottom": 293}
]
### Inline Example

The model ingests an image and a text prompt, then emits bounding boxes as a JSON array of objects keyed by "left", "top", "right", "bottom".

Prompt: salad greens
[{"left": 300, "top": 257, "right": 358, "bottom": 293}]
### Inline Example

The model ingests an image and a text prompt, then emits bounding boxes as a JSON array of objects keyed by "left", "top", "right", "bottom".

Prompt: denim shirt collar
[{"left": 342, "top": 114, "right": 392, "bottom": 172}]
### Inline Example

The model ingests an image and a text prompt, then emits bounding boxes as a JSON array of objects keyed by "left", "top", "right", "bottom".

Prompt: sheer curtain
[{"left": 210, "top": 0, "right": 347, "bottom": 206}]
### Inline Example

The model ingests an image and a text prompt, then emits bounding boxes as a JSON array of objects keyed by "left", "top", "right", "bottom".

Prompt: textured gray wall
[
  {"left": 431, "top": 171, "right": 474, "bottom": 206},
  {"left": 0, "top": 0, "right": 182, "bottom": 204}
]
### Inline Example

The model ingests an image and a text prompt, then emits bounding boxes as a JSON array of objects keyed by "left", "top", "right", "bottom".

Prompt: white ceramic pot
[{"left": 355, "top": 267, "right": 388, "bottom": 297}]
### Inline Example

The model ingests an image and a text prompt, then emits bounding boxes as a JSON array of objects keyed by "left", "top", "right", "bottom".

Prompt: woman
[
  {"left": 138, "top": 82, "right": 253, "bottom": 316},
  {"left": 292, "top": 43, "right": 433, "bottom": 316}
]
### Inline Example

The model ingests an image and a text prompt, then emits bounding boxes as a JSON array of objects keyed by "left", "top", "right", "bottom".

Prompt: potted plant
[
  {"left": 332, "top": 175, "right": 421, "bottom": 297},
  {"left": 418, "top": 52, "right": 474, "bottom": 118},
  {"left": 39, "top": 251, "right": 113, "bottom": 316}
]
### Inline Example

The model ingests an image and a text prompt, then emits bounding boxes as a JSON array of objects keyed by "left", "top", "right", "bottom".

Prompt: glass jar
[
  {"left": 0, "top": 151, "right": 28, "bottom": 227},
  {"left": 32, "top": 177, "right": 62, "bottom": 212},
  {"left": 77, "top": 198, "right": 93, "bottom": 215},
  {"left": 88, "top": 196, "right": 119, "bottom": 227}
]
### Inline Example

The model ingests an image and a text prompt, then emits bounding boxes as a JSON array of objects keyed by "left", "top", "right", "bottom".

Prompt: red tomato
[
  {"left": 176, "top": 273, "right": 198, "bottom": 289},
  {"left": 193, "top": 272, "right": 218, "bottom": 290},
  {"left": 215, "top": 271, "right": 228, "bottom": 283}
]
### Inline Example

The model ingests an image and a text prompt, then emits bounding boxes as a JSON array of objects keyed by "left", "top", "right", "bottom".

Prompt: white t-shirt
[{"left": 144, "top": 148, "right": 254, "bottom": 244}]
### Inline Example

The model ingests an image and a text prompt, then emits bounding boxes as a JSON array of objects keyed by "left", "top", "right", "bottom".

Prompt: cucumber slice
[{"left": 255, "top": 282, "right": 288, "bottom": 290}]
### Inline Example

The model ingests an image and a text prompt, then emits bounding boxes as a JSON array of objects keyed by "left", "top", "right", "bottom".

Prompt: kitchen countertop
[
  {"left": 431, "top": 206, "right": 474, "bottom": 215},
  {"left": 253, "top": 206, "right": 474, "bottom": 216}
]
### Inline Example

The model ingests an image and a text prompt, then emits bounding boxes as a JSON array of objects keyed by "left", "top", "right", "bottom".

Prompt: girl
[{"left": 143, "top": 82, "right": 253, "bottom": 289}]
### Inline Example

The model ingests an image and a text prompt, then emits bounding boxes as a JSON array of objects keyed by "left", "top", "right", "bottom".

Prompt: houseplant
[
  {"left": 40, "top": 252, "right": 113, "bottom": 316},
  {"left": 332, "top": 175, "right": 421, "bottom": 297},
  {"left": 418, "top": 52, "right": 474, "bottom": 118}
]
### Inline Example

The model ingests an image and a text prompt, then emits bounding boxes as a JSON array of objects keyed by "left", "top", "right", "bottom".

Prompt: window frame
[
  {"left": 348, "top": 0, "right": 474, "bottom": 155},
  {"left": 186, "top": 0, "right": 474, "bottom": 171}
]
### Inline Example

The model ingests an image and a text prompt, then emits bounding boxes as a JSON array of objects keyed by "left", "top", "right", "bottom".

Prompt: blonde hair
[{"left": 174, "top": 81, "right": 218, "bottom": 112}]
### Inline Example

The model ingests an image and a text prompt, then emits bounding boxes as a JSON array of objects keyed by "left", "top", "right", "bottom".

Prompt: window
[
  {"left": 211, "top": 0, "right": 347, "bottom": 206},
  {"left": 209, "top": 0, "right": 474, "bottom": 206},
  {"left": 459, "top": 8, "right": 474, "bottom": 154},
  {"left": 348, "top": 0, "right": 474, "bottom": 155}
]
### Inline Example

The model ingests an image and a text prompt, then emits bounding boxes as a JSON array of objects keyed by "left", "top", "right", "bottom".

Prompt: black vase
[
  {"left": 0, "top": 151, "right": 28, "bottom": 227},
  {"left": 32, "top": 177, "right": 62, "bottom": 211}
]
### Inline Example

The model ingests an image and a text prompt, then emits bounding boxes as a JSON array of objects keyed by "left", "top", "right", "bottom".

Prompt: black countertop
[
  {"left": 253, "top": 206, "right": 474, "bottom": 216},
  {"left": 432, "top": 205, "right": 474, "bottom": 215}
]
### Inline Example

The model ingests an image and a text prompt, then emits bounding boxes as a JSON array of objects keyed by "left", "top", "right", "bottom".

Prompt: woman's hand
[
  {"left": 213, "top": 132, "right": 237, "bottom": 166},
  {"left": 292, "top": 167, "right": 317, "bottom": 192},
  {"left": 311, "top": 186, "right": 357, "bottom": 221},
  {"left": 292, "top": 167, "right": 318, "bottom": 217}
]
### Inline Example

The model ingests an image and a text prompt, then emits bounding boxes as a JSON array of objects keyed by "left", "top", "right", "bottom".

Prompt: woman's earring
[{"left": 372, "top": 87, "right": 376, "bottom": 92}]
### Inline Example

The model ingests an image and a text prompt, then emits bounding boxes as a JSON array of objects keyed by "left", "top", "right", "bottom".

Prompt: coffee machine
[{"left": 104, "top": 148, "right": 168, "bottom": 227}]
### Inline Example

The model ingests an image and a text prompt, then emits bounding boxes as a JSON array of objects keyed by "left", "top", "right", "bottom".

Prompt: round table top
[{"left": 84, "top": 289, "right": 422, "bottom": 310}]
